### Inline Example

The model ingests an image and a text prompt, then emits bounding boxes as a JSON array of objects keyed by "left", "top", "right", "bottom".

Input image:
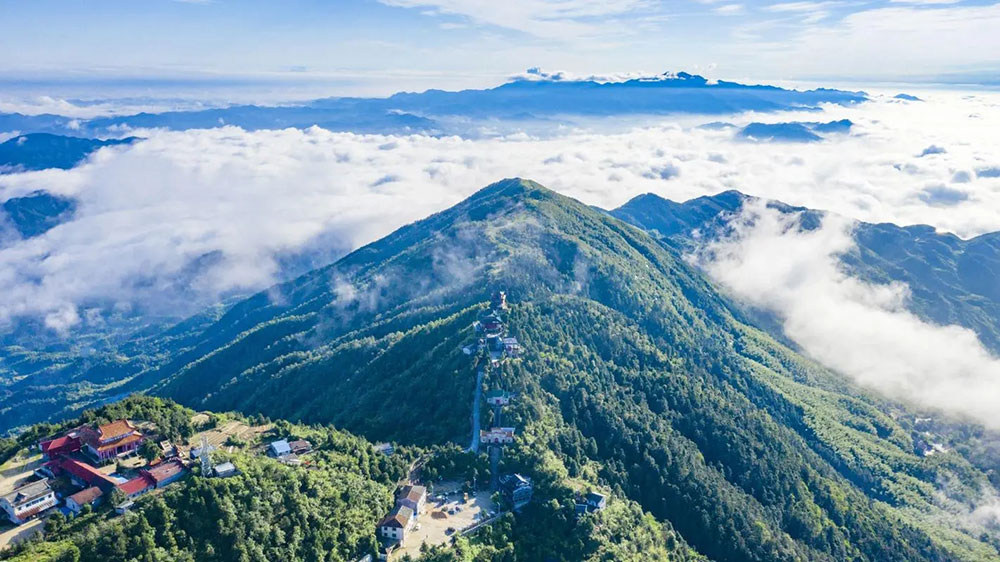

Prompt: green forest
[{"left": 3, "top": 180, "right": 999, "bottom": 561}]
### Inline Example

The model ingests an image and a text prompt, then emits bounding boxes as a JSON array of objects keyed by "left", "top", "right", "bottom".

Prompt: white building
[
  {"left": 1, "top": 479, "right": 57, "bottom": 524},
  {"left": 214, "top": 462, "right": 237, "bottom": 478},
  {"left": 377, "top": 504, "right": 415, "bottom": 543},
  {"left": 396, "top": 484, "right": 427, "bottom": 514},
  {"left": 480, "top": 427, "right": 515, "bottom": 445},
  {"left": 269, "top": 439, "right": 291, "bottom": 457}
]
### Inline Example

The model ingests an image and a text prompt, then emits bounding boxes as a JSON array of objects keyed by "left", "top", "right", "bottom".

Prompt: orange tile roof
[
  {"left": 67, "top": 486, "right": 103, "bottom": 506},
  {"left": 92, "top": 432, "right": 142, "bottom": 453},
  {"left": 98, "top": 419, "right": 136, "bottom": 441}
]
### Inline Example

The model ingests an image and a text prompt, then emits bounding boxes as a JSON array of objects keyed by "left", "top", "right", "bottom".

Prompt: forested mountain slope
[
  {"left": 2, "top": 399, "right": 704, "bottom": 562},
  {"left": 610, "top": 190, "right": 1000, "bottom": 355},
  {"left": 81, "top": 178, "right": 1000, "bottom": 561}
]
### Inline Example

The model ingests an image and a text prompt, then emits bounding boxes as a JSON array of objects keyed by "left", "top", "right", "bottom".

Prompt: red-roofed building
[
  {"left": 57, "top": 457, "right": 118, "bottom": 492},
  {"left": 39, "top": 432, "right": 82, "bottom": 460},
  {"left": 117, "top": 475, "right": 152, "bottom": 499},
  {"left": 65, "top": 486, "right": 104, "bottom": 515},
  {"left": 141, "top": 459, "right": 186, "bottom": 488},
  {"left": 79, "top": 419, "right": 144, "bottom": 462}
]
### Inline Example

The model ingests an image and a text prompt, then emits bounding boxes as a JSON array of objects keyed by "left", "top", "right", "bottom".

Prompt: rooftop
[
  {"left": 2, "top": 479, "right": 52, "bottom": 505},
  {"left": 378, "top": 504, "right": 415, "bottom": 529},
  {"left": 144, "top": 459, "right": 185, "bottom": 484},
  {"left": 97, "top": 419, "right": 137, "bottom": 441},
  {"left": 117, "top": 475, "right": 152, "bottom": 496},
  {"left": 398, "top": 485, "right": 426, "bottom": 503},
  {"left": 40, "top": 434, "right": 80, "bottom": 454},
  {"left": 67, "top": 486, "right": 103, "bottom": 506},
  {"left": 59, "top": 457, "right": 118, "bottom": 490}
]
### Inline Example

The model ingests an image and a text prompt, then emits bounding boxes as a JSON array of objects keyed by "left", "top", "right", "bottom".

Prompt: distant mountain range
[{"left": 0, "top": 73, "right": 868, "bottom": 137}]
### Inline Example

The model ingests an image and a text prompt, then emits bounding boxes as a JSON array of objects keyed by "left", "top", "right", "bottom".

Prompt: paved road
[
  {"left": 468, "top": 366, "right": 484, "bottom": 453},
  {"left": 0, "top": 518, "right": 44, "bottom": 549}
]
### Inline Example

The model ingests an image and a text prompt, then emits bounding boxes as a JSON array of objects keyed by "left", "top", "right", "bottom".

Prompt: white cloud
[
  {"left": 694, "top": 201, "right": 1000, "bottom": 429},
  {"left": 890, "top": 0, "right": 960, "bottom": 4},
  {"left": 714, "top": 3, "right": 745, "bottom": 15},
  {"left": 376, "top": 0, "right": 659, "bottom": 38},
  {"left": 764, "top": 1, "right": 834, "bottom": 12},
  {"left": 779, "top": 3, "right": 1000, "bottom": 79},
  {"left": 0, "top": 96, "right": 217, "bottom": 119},
  {"left": 1, "top": 91, "right": 999, "bottom": 336}
]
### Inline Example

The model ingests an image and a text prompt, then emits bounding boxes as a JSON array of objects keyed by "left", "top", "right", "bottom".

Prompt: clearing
[{"left": 394, "top": 483, "right": 496, "bottom": 561}]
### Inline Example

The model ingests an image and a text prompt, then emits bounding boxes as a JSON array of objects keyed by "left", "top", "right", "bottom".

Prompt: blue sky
[{"left": 2, "top": 0, "right": 1000, "bottom": 96}]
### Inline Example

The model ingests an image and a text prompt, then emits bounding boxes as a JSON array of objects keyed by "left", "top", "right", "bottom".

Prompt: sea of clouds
[{"left": 2, "top": 89, "right": 1000, "bottom": 425}]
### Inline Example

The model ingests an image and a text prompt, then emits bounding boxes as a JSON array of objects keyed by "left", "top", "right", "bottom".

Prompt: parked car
[{"left": 445, "top": 527, "right": 456, "bottom": 535}]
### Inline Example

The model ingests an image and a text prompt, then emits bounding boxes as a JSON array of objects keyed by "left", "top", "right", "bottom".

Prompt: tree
[
  {"left": 108, "top": 487, "right": 127, "bottom": 508},
  {"left": 140, "top": 440, "right": 161, "bottom": 463},
  {"left": 45, "top": 511, "right": 66, "bottom": 533}
]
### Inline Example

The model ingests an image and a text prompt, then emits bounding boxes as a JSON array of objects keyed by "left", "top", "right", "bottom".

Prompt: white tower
[{"left": 200, "top": 436, "right": 211, "bottom": 475}]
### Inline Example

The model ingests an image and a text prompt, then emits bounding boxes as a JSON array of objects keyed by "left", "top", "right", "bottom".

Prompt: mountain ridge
[
  {"left": 611, "top": 189, "right": 1000, "bottom": 354},
  {"left": 0, "top": 74, "right": 868, "bottom": 137},
  {"left": 96, "top": 179, "right": 1000, "bottom": 560},
  {"left": 2, "top": 179, "right": 999, "bottom": 560}
]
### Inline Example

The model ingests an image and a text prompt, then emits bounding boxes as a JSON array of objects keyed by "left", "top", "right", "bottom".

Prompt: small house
[
  {"left": 269, "top": 439, "right": 291, "bottom": 457},
  {"left": 585, "top": 492, "right": 607, "bottom": 512},
  {"left": 159, "top": 440, "right": 177, "bottom": 457},
  {"left": 288, "top": 439, "right": 312, "bottom": 455},
  {"left": 396, "top": 484, "right": 427, "bottom": 514},
  {"left": 486, "top": 334, "right": 503, "bottom": 352},
  {"left": 501, "top": 337, "right": 522, "bottom": 356},
  {"left": 142, "top": 459, "right": 186, "bottom": 488},
  {"left": 486, "top": 389, "right": 512, "bottom": 406},
  {"left": 499, "top": 473, "right": 533, "bottom": 508},
  {"left": 114, "top": 501, "right": 135, "bottom": 515},
  {"left": 377, "top": 504, "right": 415, "bottom": 542},
  {"left": 213, "top": 462, "right": 237, "bottom": 478},
  {"left": 65, "top": 486, "right": 104, "bottom": 515},
  {"left": 1, "top": 479, "right": 57, "bottom": 524}
]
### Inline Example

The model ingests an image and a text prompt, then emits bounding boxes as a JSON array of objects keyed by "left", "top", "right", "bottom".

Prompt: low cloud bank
[
  {"left": 695, "top": 201, "right": 1000, "bottom": 430},
  {"left": 0, "top": 90, "right": 998, "bottom": 335}
]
